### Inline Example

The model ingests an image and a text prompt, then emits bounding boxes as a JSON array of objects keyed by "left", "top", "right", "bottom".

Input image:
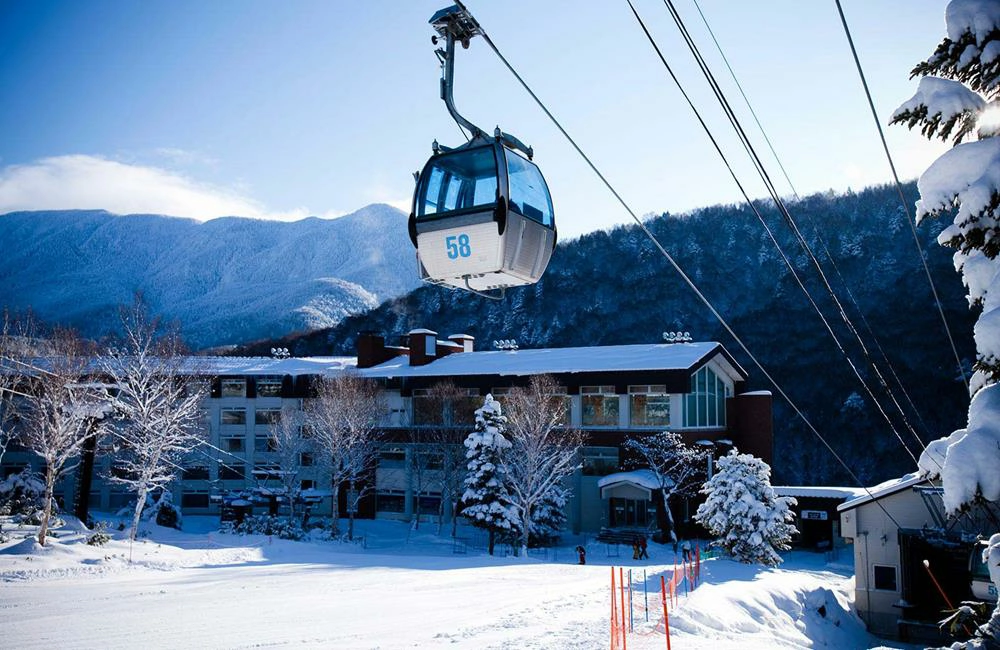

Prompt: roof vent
[
  {"left": 662, "top": 331, "right": 692, "bottom": 344},
  {"left": 493, "top": 339, "right": 518, "bottom": 351}
]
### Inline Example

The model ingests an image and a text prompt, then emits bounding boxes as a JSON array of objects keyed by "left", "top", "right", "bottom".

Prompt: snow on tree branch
[{"left": 892, "top": 76, "right": 985, "bottom": 144}]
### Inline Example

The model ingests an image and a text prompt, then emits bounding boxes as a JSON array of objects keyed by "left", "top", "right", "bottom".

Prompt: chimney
[
  {"left": 356, "top": 331, "right": 393, "bottom": 369},
  {"left": 407, "top": 328, "right": 438, "bottom": 366},
  {"left": 447, "top": 334, "right": 475, "bottom": 353}
]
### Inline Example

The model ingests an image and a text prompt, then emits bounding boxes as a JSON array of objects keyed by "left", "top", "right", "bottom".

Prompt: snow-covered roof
[
  {"left": 774, "top": 486, "right": 868, "bottom": 500},
  {"left": 29, "top": 341, "right": 744, "bottom": 382},
  {"left": 360, "top": 342, "right": 741, "bottom": 379},
  {"left": 836, "top": 473, "right": 927, "bottom": 512},
  {"left": 178, "top": 356, "right": 357, "bottom": 376},
  {"left": 597, "top": 470, "right": 662, "bottom": 492}
]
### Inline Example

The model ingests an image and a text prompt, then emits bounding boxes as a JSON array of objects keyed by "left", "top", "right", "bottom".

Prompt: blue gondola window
[
  {"left": 417, "top": 146, "right": 498, "bottom": 218},
  {"left": 506, "top": 151, "right": 553, "bottom": 226}
]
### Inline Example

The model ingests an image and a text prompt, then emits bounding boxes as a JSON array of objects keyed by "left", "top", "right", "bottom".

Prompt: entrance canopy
[{"left": 598, "top": 470, "right": 663, "bottom": 501}]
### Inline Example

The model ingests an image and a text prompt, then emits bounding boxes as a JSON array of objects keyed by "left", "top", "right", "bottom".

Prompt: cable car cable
[
  {"left": 690, "top": 0, "right": 799, "bottom": 201},
  {"left": 641, "top": 0, "right": 925, "bottom": 465},
  {"left": 687, "top": 0, "right": 932, "bottom": 438},
  {"left": 656, "top": 0, "right": 930, "bottom": 462},
  {"left": 464, "top": 0, "right": 910, "bottom": 519},
  {"left": 834, "top": 0, "right": 969, "bottom": 394}
]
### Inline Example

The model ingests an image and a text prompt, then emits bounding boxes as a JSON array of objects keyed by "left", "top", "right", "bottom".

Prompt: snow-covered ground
[{"left": 0, "top": 516, "right": 915, "bottom": 649}]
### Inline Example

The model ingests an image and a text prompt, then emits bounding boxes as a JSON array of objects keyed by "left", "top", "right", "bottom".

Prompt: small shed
[
  {"left": 774, "top": 485, "right": 866, "bottom": 551},
  {"left": 837, "top": 473, "right": 995, "bottom": 643}
]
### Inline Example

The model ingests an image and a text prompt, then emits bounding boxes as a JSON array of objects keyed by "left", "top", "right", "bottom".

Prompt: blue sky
[{"left": 0, "top": 1, "right": 949, "bottom": 239}]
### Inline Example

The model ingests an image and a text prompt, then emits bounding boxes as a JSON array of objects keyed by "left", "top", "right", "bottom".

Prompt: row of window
[
  {"left": 220, "top": 408, "right": 282, "bottom": 425},
  {"left": 410, "top": 376, "right": 730, "bottom": 429},
  {"left": 212, "top": 370, "right": 731, "bottom": 431},
  {"left": 220, "top": 378, "right": 284, "bottom": 398}
]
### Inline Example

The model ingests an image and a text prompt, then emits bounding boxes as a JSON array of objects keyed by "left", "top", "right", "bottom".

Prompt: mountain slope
[{"left": 0, "top": 204, "right": 420, "bottom": 348}]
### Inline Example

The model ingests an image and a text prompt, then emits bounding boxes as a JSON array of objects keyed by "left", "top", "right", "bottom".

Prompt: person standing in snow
[
  {"left": 575, "top": 545, "right": 586, "bottom": 565},
  {"left": 682, "top": 539, "right": 692, "bottom": 562},
  {"left": 639, "top": 536, "right": 649, "bottom": 560},
  {"left": 632, "top": 536, "right": 641, "bottom": 560}
]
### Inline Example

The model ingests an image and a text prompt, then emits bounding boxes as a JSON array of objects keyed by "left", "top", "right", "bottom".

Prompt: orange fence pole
[
  {"left": 660, "top": 575, "right": 671, "bottom": 650},
  {"left": 618, "top": 567, "right": 628, "bottom": 650}
]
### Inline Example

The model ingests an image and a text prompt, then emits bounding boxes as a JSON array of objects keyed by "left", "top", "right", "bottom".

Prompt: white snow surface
[
  {"left": 916, "top": 136, "right": 1000, "bottom": 226},
  {"left": 597, "top": 469, "right": 662, "bottom": 492},
  {"left": 936, "top": 382, "right": 1000, "bottom": 513},
  {"left": 947, "top": 0, "right": 1000, "bottom": 44},
  {"left": 0, "top": 515, "right": 906, "bottom": 650}
]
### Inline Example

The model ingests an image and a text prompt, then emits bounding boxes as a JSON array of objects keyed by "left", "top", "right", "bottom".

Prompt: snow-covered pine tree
[
  {"left": 461, "top": 395, "right": 518, "bottom": 555},
  {"left": 893, "top": 2, "right": 1000, "bottom": 644},
  {"left": 526, "top": 489, "right": 568, "bottom": 547},
  {"left": 694, "top": 449, "right": 796, "bottom": 567}
]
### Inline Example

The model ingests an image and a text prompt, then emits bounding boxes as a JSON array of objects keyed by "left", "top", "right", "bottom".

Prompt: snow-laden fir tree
[
  {"left": 461, "top": 395, "right": 518, "bottom": 555},
  {"left": 893, "top": 1, "right": 1000, "bottom": 644},
  {"left": 694, "top": 449, "right": 796, "bottom": 567}
]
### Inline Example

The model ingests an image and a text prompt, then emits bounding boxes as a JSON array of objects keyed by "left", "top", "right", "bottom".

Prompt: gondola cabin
[{"left": 408, "top": 134, "right": 556, "bottom": 294}]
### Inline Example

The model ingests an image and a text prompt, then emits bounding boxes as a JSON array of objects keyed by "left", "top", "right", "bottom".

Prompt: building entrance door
[{"left": 609, "top": 497, "right": 651, "bottom": 527}]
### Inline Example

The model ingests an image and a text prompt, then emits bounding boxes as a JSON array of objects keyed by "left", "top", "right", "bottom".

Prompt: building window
[
  {"left": 376, "top": 490, "right": 406, "bottom": 513},
  {"left": 222, "top": 436, "right": 245, "bottom": 453},
  {"left": 629, "top": 385, "right": 670, "bottom": 427},
  {"left": 182, "top": 466, "right": 209, "bottom": 480},
  {"left": 220, "top": 379, "right": 246, "bottom": 398},
  {"left": 254, "top": 435, "right": 277, "bottom": 453},
  {"left": 301, "top": 479, "right": 315, "bottom": 491},
  {"left": 412, "top": 389, "right": 439, "bottom": 425},
  {"left": 873, "top": 564, "right": 898, "bottom": 591},
  {"left": 300, "top": 452, "right": 314, "bottom": 467},
  {"left": 412, "top": 388, "right": 480, "bottom": 426},
  {"left": 415, "top": 493, "right": 441, "bottom": 515},
  {"left": 219, "top": 463, "right": 245, "bottom": 481},
  {"left": 256, "top": 377, "right": 283, "bottom": 398},
  {"left": 582, "top": 447, "right": 619, "bottom": 476},
  {"left": 181, "top": 491, "right": 210, "bottom": 508},
  {"left": 255, "top": 409, "right": 281, "bottom": 425},
  {"left": 221, "top": 408, "right": 247, "bottom": 425},
  {"left": 683, "top": 366, "right": 730, "bottom": 428},
  {"left": 379, "top": 447, "right": 406, "bottom": 468},
  {"left": 582, "top": 385, "right": 619, "bottom": 426}
]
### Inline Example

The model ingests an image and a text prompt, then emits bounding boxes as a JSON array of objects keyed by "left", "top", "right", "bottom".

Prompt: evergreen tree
[
  {"left": 461, "top": 395, "right": 518, "bottom": 555},
  {"left": 526, "top": 486, "right": 568, "bottom": 548},
  {"left": 894, "top": 4, "right": 1000, "bottom": 644},
  {"left": 694, "top": 450, "right": 796, "bottom": 567}
]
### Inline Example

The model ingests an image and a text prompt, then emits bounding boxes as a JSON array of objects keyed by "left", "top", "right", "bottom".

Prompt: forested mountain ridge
[
  {"left": 240, "top": 183, "right": 976, "bottom": 485},
  {"left": 0, "top": 204, "right": 420, "bottom": 349}
]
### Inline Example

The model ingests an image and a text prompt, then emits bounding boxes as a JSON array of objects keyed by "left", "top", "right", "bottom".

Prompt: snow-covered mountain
[{"left": 0, "top": 204, "right": 420, "bottom": 349}]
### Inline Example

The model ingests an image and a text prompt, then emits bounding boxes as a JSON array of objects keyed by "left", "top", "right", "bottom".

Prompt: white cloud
[{"left": 0, "top": 155, "right": 312, "bottom": 221}]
